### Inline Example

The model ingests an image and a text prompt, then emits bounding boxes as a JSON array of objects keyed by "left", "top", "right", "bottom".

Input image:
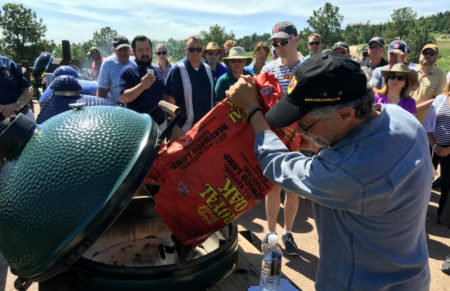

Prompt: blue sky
[{"left": 7, "top": 0, "right": 450, "bottom": 44}]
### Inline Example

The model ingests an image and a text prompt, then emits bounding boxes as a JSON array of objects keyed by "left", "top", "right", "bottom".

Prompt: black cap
[
  {"left": 265, "top": 52, "right": 367, "bottom": 127},
  {"left": 387, "top": 40, "right": 407, "bottom": 54},
  {"left": 270, "top": 21, "right": 297, "bottom": 39},
  {"left": 368, "top": 37, "right": 385, "bottom": 47},
  {"left": 332, "top": 41, "right": 349, "bottom": 51},
  {"left": 362, "top": 45, "right": 369, "bottom": 54},
  {"left": 113, "top": 35, "right": 130, "bottom": 50}
]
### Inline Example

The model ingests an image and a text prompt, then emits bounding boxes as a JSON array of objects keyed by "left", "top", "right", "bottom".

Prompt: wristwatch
[{"left": 16, "top": 101, "right": 23, "bottom": 108}]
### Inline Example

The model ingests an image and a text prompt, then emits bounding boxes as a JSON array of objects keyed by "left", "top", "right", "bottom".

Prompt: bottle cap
[{"left": 268, "top": 233, "right": 278, "bottom": 245}]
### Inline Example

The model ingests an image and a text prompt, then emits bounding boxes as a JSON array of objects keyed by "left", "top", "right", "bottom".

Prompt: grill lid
[{"left": 0, "top": 105, "right": 159, "bottom": 282}]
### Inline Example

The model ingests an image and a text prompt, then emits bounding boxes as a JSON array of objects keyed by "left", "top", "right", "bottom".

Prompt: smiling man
[
  {"left": 226, "top": 52, "right": 432, "bottom": 291},
  {"left": 410, "top": 44, "right": 447, "bottom": 124}
]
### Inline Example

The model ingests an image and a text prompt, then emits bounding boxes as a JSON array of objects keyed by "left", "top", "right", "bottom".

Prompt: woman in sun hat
[
  {"left": 374, "top": 63, "right": 418, "bottom": 115},
  {"left": 214, "top": 47, "right": 253, "bottom": 104}
]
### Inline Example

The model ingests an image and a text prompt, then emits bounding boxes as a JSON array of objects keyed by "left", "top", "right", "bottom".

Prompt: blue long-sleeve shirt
[{"left": 255, "top": 104, "right": 432, "bottom": 291}]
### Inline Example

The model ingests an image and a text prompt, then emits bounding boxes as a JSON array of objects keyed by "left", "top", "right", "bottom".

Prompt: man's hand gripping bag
[{"left": 146, "top": 72, "right": 302, "bottom": 247}]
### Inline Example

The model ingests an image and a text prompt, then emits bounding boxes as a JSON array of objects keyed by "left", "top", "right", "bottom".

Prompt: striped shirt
[
  {"left": 424, "top": 94, "right": 450, "bottom": 146},
  {"left": 98, "top": 54, "right": 131, "bottom": 103},
  {"left": 435, "top": 97, "right": 450, "bottom": 146},
  {"left": 261, "top": 57, "right": 303, "bottom": 95}
]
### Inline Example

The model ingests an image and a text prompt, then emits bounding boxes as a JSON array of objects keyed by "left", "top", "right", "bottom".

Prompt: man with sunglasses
[
  {"left": 202, "top": 42, "right": 228, "bottom": 86},
  {"left": 260, "top": 21, "right": 303, "bottom": 256},
  {"left": 410, "top": 44, "right": 447, "bottom": 124},
  {"left": 165, "top": 36, "right": 214, "bottom": 132},
  {"left": 226, "top": 52, "right": 432, "bottom": 291},
  {"left": 304, "top": 33, "right": 322, "bottom": 60}
]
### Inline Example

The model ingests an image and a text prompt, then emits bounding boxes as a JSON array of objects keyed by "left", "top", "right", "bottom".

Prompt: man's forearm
[
  {"left": 96, "top": 87, "right": 109, "bottom": 98},
  {"left": 417, "top": 99, "right": 434, "bottom": 112},
  {"left": 18, "top": 87, "right": 33, "bottom": 105},
  {"left": 120, "top": 83, "right": 145, "bottom": 104}
]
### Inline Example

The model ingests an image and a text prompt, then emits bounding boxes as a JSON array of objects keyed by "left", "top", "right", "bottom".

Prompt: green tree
[
  {"left": 404, "top": 24, "right": 435, "bottom": 63},
  {"left": 0, "top": 3, "right": 48, "bottom": 61},
  {"left": 384, "top": 7, "right": 417, "bottom": 40},
  {"left": 307, "top": 2, "right": 344, "bottom": 48},
  {"left": 199, "top": 24, "right": 235, "bottom": 47},
  {"left": 92, "top": 26, "right": 118, "bottom": 57}
]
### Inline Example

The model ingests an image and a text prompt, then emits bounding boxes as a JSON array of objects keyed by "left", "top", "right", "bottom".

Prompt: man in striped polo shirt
[
  {"left": 97, "top": 35, "right": 132, "bottom": 104},
  {"left": 261, "top": 21, "right": 303, "bottom": 256}
]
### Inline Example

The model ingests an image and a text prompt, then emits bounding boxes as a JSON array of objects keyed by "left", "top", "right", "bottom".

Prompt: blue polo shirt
[
  {"left": 0, "top": 56, "right": 30, "bottom": 105},
  {"left": 119, "top": 62, "right": 165, "bottom": 124},
  {"left": 165, "top": 58, "right": 213, "bottom": 127}
]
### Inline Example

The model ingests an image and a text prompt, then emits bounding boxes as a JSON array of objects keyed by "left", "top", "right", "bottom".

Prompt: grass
[{"left": 436, "top": 35, "right": 450, "bottom": 74}]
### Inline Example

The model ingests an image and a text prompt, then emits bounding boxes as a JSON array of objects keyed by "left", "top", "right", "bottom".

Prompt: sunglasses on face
[
  {"left": 156, "top": 51, "right": 167, "bottom": 55},
  {"left": 229, "top": 59, "right": 246, "bottom": 64},
  {"left": 187, "top": 47, "right": 202, "bottom": 53},
  {"left": 387, "top": 74, "right": 406, "bottom": 81},
  {"left": 272, "top": 36, "right": 294, "bottom": 48},
  {"left": 309, "top": 41, "right": 321, "bottom": 46},
  {"left": 422, "top": 51, "right": 436, "bottom": 57},
  {"left": 206, "top": 51, "right": 220, "bottom": 56},
  {"left": 369, "top": 45, "right": 381, "bottom": 50}
]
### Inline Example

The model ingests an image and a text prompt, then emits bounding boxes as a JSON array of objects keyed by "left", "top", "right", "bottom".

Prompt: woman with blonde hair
[
  {"left": 154, "top": 44, "right": 172, "bottom": 79},
  {"left": 374, "top": 63, "right": 418, "bottom": 115}
]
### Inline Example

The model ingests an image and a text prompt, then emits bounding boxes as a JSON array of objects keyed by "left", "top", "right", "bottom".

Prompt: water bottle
[{"left": 260, "top": 234, "right": 282, "bottom": 291}]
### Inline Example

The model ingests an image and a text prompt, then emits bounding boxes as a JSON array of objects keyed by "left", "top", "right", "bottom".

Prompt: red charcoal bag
[{"left": 145, "top": 72, "right": 302, "bottom": 247}]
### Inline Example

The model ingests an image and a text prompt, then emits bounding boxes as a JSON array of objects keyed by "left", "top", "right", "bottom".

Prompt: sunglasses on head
[
  {"left": 206, "top": 51, "right": 220, "bottom": 56},
  {"left": 187, "top": 47, "right": 202, "bottom": 53},
  {"left": 272, "top": 36, "right": 294, "bottom": 48},
  {"left": 156, "top": 51, "right": 167, "bottom": 55},
  {"left": 387, "top": 74, "right": 406, "bottom": 81},
  {"left": 422, "top": 51, "right": 436, "bottom": 57},
  {"left": 308, "top": 41, "right": 320, "bottom": 46}
]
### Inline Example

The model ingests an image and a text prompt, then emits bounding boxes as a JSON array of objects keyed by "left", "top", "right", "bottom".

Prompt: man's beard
[
  {"left": 136, "top": 55, "right": 152, "bottom": 67},
  {"left": 420, "top": 58, "right": 435, "bottom": 67}
]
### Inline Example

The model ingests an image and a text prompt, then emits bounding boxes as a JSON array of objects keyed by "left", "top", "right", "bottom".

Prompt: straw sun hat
[
  {"left": 222, "top": 47, "right": 252, "bottom": 67},
  {"left": 202, "top": 42, "right": 225, "bottom": 59},
  {"left": 381, "top": 63, "right": 418, "bottom": 87}
]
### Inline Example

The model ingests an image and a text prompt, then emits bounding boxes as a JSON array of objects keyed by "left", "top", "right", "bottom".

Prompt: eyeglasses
[
  {"left": 297, "top": 118, "right": 321, "bottom": 133},
  {"left": 422, "top": 51, "right": 436, "bottom": 57},
  {"left": 272, "top": 36, "right": 294, "bottom": 48},
  {"left": 387, "top": 74, "right": 406, "bottom": 81},
  {"left": 187, "top": 47, "right": 202, "bottom": 53},
  {"left": 156, "top": 51, "right": 167, "bottom": 55},
  {"left": 206, "top": 51, "right": 220, "bottom": 56},
  {"left": 308, "top": 41, "right": 321, "bottom": 46}
]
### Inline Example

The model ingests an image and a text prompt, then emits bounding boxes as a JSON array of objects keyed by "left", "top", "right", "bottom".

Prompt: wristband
[{"left": 246, "top": 107, "right": 263, "bottom": 123}]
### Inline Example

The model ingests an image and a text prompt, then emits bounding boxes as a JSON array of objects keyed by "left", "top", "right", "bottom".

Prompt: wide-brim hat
[
  {"left": 222, "top": 47, "right": 252, "bottom": 66},
  {"left": 202, "top": 42, "right": 225, "bottom": 59},
  {"left": 381, "top": 63, "right": 418, "bottom": 87}
]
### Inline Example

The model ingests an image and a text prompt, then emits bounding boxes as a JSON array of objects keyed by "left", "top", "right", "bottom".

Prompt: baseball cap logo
[
  {"left": 275, "top": 25, "right": 281, "bottom": 31},
  {"left": 394, "top": 43, "right": 400, "bottom": 49}
]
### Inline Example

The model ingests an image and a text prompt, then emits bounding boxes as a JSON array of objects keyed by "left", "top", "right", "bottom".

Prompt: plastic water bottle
[{"left": 260, "top": 234, "right": 282, "bottom": 291}]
